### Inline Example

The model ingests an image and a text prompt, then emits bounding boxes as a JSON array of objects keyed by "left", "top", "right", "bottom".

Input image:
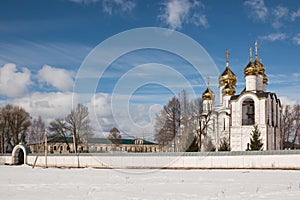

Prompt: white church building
[{"left": 201, "top": 42, "right": 281, "bottom": 151}]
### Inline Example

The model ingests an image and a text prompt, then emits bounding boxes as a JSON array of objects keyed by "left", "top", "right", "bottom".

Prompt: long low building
[{"left": 29, "top": 137, "right": 160, "bottom": 154}]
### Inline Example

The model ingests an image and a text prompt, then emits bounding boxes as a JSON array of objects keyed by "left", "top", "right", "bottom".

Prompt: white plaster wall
[
  {"left": 256, "top": 75, "right": 263, "bottom": 91},
  {"left": 21, "top": 153, "right": 300, "bottom": 169},
  {"left": 0, "top": 155, "right": 11, "bottom": 164},
  {"left": 246, "top": 75, "right": 257, "bottom": 91}
]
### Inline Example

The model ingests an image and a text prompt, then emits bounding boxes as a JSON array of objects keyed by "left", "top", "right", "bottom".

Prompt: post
[
  {"left": 44, "top": 128, "right": 47, "bottom": 168},
  {"left": 73, "top": 130, "right": 77, "bottom": 154}
]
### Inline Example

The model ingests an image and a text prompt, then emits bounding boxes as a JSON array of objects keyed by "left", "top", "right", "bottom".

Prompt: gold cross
[
  {"left": 225, "top": 49, "right": 230, "bottom": 63},
  {"left": 206, "top": 76, "right": 210, "bottom": 88},
  {"left": 255, "top": 41, "right": 258, "bottom": 60}
]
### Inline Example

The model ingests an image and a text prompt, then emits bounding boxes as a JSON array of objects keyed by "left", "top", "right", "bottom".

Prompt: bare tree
[
  {"left": 108, "top": 127, "right": 121, "bottom": 150},
  {"left": 0, "top": 104, "right": 31, "bottom": 153},
  {"left": 65, "top": 104, "right": 92, "bottom": 153},
  {"left": 154, "top": 96, "right": 181, "bottom": 151},
  {"left": 292, "top": 104, "right": 300, "bottom": 148},
  {"left": 154, "top": 109, "right": 173, "bottom": 148},
  {"left": 48, "top": 118, "right": 71, "bottom": 152},
  {"left": 281, "top": 104, "right": 300, "bottom": 149},
  {"left": 28, "top": 116, "right": 45, "bottom": 145},
  {"left": 190, "top": 98, "right": 212, "bottom": 151}
]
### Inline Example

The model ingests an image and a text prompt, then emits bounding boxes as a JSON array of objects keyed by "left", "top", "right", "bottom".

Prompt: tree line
[
  {"left": 0, "top": 103, "right": 93, "bottom": 154},
  {"left": 154, "top": 90, "right": 214, "bottom": 152}
]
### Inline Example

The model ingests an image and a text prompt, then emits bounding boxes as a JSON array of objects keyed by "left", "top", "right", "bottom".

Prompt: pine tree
[
  {"left": 250, "top": 124, "right": 263, "bottom": 151},
  {"left": 219, "top": 138, "right": 230, "bottom": 151}
]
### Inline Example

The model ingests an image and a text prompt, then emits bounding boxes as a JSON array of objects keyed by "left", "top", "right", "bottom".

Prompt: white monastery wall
[{"left": 1, "top": 152, "right": 296, "bottom": 169}]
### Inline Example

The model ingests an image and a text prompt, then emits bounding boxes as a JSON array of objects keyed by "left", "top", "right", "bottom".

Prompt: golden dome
[
  {"left": 254, "top": 59, "right": 265, "bottom": 75},
  {"left": 202, "top": 87, "right": 215, "bottom": 100},
  {"left": 244, "top": 47, "right": 257, "bottom": 76},
  {"left": 263, "top": 73, "right": 268, "bottom": 84},
  {"left": 219, "top": 50, "right": 237, "bottom": 86},
  {"left": 222, "top": 84, "right": 236, "bottom": 96},
  {"left": 244, "top": 60, "right": 257, "bottom": 76},
  {"left": 219, "top": 66, "right": 237, "bottom": 86}
]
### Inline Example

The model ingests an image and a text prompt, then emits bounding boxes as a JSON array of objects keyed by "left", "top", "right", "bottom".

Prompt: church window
[
  {"left": 223, "top": 118, "right": 226, "bottom": 131},
  {"left": 242, "top": 99, "right": 255, "bottom": 125}
]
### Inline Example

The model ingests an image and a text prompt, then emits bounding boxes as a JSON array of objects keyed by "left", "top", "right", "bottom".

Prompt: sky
[{"left": 0, "top": 0, "right": 300, "bottom": 139}]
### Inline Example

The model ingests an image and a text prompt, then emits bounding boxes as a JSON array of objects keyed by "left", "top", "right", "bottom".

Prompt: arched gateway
[{"left": 12, "top": 144, "right": 30, "bottom": 165}]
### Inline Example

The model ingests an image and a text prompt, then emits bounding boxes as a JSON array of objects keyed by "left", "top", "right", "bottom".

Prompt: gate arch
[{"left": 12, "top": 144, "right": 30, "bottom": 165}]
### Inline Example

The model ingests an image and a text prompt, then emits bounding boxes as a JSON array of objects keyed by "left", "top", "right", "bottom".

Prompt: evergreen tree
[
  {"left": 250, "top": 124, "right": 263, "bottom": 151},
  {"left": 186, "top": 136, "right": 199, "bottom": 152},
  {"left": 219, "top": 138, "right": 230, "bottom": 151}
]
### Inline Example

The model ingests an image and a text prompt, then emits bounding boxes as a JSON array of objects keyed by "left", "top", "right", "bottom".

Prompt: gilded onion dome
[
  {"left": 253, "top": 42, "right": 265, "bottom": 75},
  {"left": 202, "top": 87, "right": 215, "bottom": 100},
  {"left": 263, "top": 73, "right": 268, "bottom": 84},
  {"left": 244, "top": 47, "right": 258, "bottom": 76},
  {"left": 219, "top": 50, "right": 237, "bottom": 86},
  {"left": 254, "top": 59, "right": 265, "bottom": 75},
  {"left": 222, "top": 83, "right": 236, "bottom": 96}
]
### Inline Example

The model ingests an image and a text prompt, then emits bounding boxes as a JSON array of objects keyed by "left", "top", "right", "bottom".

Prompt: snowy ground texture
[{"left": 0, "top": 165, "right": 300, "bottom": 200}]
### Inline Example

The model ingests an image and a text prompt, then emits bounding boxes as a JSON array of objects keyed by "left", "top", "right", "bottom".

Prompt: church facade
[{"left": 201, "top": 42, "right": 281, "bottom": 151}]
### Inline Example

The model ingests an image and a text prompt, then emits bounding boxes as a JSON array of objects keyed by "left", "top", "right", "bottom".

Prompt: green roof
[{"left": 45, "top": 137, "right": 157, "bottom": 145}]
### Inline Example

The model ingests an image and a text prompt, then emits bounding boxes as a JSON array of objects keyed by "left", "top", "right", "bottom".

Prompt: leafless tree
[
  {"left": 28, "top": 116, "right": 45, "bottom": 145},
  {"left": 48, "top": 118, "right": 71, "bottom": 152},
  {"left": 191, "top": 99, "right": 212, "bottom": 151},
  {"left": 154, "top": 96, "right": 181, "bottom": 151},
  {"left": 281, "top": 104, "right": 300, "bottom": 149},
  {"left": 65, "top": 104, "right": 92, "bottom": 153},
  {"left": 0, "top": 104, "right": 31, "bottom": 153},
  {"left": 108, "top": 127, "right": 121, "bottom": 150}
]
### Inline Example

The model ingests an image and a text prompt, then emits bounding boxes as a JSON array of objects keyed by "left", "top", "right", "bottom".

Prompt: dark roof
[{"left": 45, "top": 137, "right": 157, "bottom": 145}]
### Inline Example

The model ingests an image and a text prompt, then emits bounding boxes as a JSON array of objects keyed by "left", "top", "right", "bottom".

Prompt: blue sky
[{"left": 0, "top": 0, "right": 300, "bottom": 138}]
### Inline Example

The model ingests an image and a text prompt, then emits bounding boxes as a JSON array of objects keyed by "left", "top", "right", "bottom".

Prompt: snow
[{"left": 0, "top": 165, "right": 300, "bottom": 200}]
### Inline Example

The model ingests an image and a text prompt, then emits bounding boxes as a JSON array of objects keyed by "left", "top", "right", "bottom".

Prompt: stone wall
[{"left": 14, "top": 151, "right": 300, "bottom": 170}]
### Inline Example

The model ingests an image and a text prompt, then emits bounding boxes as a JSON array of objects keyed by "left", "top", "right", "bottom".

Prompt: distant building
[
  {"left": 29, "top": 137, "right": 159, "bottom": 154},
  {"left": 201, "top": 42, "right": 281, "bottom": 151}
]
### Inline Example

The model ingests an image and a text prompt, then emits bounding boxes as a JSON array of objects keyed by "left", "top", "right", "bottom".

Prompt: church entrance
[{"left": 12, "top": 144, "right": 28, "bottom": 165}]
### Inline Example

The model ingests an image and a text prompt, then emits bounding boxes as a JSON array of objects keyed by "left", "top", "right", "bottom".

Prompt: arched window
[{"left": 242, "top": 98, "right": 255, "bottom": 125}]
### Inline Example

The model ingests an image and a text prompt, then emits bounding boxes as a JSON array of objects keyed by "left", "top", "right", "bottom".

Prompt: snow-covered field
[{"left": 0, "top": 165, "right": 300, "bottom": 200}]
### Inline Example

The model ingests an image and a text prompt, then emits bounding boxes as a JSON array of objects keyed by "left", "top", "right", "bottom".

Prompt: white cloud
[
  {"left": 69, "top": 0, "right": 136, "bottom": 15},
  {"left": 6, "top": 92, "right": 75, "bottom": 125},
  {"left": 291, "top": 7, "right": 300, "bottom": 21},
  {"left": 244, "top": 0, "right": 268, "bottom": 22},
  {"left": 260, "top": 33, "right": 287, "bottom": 42},
  {"left": 160, "top": 0, "right": 208, "bottom": 30},
  {"left": 292, "top": 34, "right": 300, "bottom": 45},
  {"left": 0, "top": 63, "right": 31, "bottom": 98},
  {"left": 38, "top": 65, "right": 74, "bottom": 92},
  {"left": 272, "top": 5, "right": 289, "bottom": 28},
  {"left": 102, "top": 0, "right": 136, "bottom": 15}
]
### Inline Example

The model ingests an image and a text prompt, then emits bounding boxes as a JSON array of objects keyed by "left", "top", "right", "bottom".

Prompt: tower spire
[
  {"left": 225, "top": 49, "right": 230, "bottom": 67},
  {"left": 206, "top": 76, "right": 210, "bottom": 89},
  {"left": 255, "top": 41, "right": 258, "bottom": 61},
  {"left": 249, "top": 47, "right": 253, "bottom": 61}
]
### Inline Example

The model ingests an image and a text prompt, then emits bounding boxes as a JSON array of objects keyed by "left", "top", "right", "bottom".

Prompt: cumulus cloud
[
  {"left": 69, "top": 0, "right": 136, "bottom": 15},
  {"left": 160, "top": 0, "right": 208, "bottom": 30},
  {"left": 0, "top": 63, "right": 31, "bottom": 97},
  {"left": 292, "top": 34, "right": 300, "bottom": 45},
  {"left": 272, "top": 5, "right": 289, "bottom": 28},
  {"left": 8, "top": 92, "right": 75, "bottom": 125},
  {"left": 291, "top": 8, "right": 300, "bottom": 21},
  {"left": 244, "top": 0, "right": 268, "bottom": 22},
  {"left": 102, "top": 0, "right": 136, "bottom": 15},
  {"left": 260, "top": 33, "right": 287, "bottom": 41},
  {"left": 38, "top": 65, "right": 74, "bottom": 92}
]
